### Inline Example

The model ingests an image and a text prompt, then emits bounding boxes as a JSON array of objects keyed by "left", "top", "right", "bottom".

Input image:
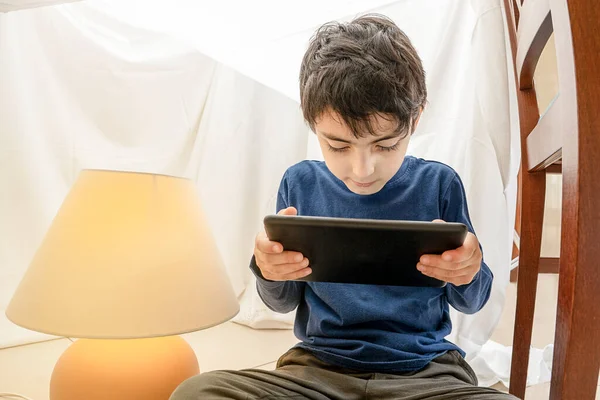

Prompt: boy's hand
[
  {"left": 417, "top": 219, "right": 482, "bottom": 286},
  {"left": 254, "top": 207, "right": 312, "bottom": 281}
]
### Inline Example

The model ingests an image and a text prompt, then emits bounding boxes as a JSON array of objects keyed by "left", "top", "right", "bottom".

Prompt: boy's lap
[
  {"left": 169, "top": 368, "right": 349, "bottom": 400},
  {"left": 365, "top": 377, "right": 517, "bottom": 400},
  {"left": 170, "top": 349, "right": 517, "bottom": 400}
]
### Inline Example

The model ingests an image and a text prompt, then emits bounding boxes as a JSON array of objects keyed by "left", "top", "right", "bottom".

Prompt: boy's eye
[
  {"left": 376, "top": 138, "right": 402, "bottom": 152},
  {"left": 377, "top": 143, "right": 400, "bottom": 152},
  {"left": 327, "top": 144, "right": 349, "bottom": 153}
]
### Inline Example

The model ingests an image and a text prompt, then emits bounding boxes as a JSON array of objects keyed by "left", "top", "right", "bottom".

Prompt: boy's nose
[{"left": 352, "top": 154, "right": 375, "bottom": 179}]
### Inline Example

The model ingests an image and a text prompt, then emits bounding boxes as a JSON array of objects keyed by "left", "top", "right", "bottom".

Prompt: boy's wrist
[{"left": 250, "top": 256, "right": 287, "bottom": 287}]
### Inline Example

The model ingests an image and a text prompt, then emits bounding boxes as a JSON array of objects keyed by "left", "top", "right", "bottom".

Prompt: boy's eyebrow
[{"left": 320, "top": 132, "right": 401, "bottom": 144}]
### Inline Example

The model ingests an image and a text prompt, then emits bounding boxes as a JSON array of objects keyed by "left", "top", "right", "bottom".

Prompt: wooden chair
[{"left": 502, "top": 0, "right": 599, "bottom": 398}]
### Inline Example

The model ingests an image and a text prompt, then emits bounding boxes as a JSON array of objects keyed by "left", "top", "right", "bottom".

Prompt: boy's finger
[
  {"left": 420, "top": 254, "right": 466, "bottom": 269},
  {"left": 418, "top": 256, "right": 469, "bottom": 271},
  {"left": 257, "top": 207, "right": 298, "bottom": 254},
  {"left": 258, "top": 207, "right": 297, "bottom": 253},
  {"left": 419, "top": 254, "right": 442, "bottom": 266},
  {"left": 256, "top": 235, "right": 284, "bottom": 254},
  {"left": 417, "top": 263, "right": 478, "bottom": 281},
  {"left": 278, "top": 267, "right": 312, "bottom": 281},
  {"left": 440, "top": 233, "right": 477, "bottom": 262},
  {"left": 263, "top": 259, "right": 310, "bottom": 276},
  {"left": 263, "top": 251, "right": 305, "bottom": 266},
  {"left": 277, "top": 207, "right": 298, "bottom": 216}
]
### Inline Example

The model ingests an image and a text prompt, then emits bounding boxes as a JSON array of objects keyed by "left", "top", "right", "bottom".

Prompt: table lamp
[{"left": 5, "top": 169, "right": 240, "bottom": 400}]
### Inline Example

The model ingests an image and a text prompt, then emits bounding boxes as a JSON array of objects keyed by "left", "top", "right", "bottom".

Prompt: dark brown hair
[{"left": 299, "top": 14, "right": 427, "bottom": 138}]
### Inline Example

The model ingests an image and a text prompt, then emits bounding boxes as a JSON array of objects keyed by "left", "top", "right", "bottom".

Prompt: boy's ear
[{"left": 411, "top": 107, "right": 425, "bottom": 134}]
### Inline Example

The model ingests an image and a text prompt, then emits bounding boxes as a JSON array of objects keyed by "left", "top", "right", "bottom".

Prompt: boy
[{"left": 171, "top": 14, "right": 517, "bottom": 400}]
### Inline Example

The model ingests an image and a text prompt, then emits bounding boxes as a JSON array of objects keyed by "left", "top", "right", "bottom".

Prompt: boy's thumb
[{"left": 278, "top": 207, "right": 298, "bottom": 216}]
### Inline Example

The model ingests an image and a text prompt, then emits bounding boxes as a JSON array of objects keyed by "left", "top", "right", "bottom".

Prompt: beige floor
[{"left": 0, "top": 275, "right": 598, "bottom": 400}]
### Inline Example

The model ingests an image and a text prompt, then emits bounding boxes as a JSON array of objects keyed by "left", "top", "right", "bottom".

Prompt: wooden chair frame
[{"left": 503, "top": 0, "right": 600, "bottom": 398}]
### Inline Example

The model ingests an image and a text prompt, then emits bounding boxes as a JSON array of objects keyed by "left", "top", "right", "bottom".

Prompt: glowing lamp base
[{"left": 50, "top": 336, "right": 199, "bottom": 400}]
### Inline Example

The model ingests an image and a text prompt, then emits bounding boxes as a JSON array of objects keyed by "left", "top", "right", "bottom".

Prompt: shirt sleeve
[
  {"left": 249, "top": 171, "right": 305, "bottom": 314},
  {"left": 442, "top": 173, "right": 494, "bottom": 315}
]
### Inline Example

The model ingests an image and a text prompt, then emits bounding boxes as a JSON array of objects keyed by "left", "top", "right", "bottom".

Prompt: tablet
[{"left": 263, "top": 215, "right": 468, "bottom": 287}]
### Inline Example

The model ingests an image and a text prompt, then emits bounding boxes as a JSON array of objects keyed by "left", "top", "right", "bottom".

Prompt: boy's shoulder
[
  {"left": 283, "top": 159, "right": 329, "bottom": 182},
  {"left": 409, "top": 156, "right": 459, "bottom": 179}
]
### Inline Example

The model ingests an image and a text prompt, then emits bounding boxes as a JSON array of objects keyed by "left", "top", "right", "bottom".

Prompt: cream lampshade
[{"left": 6, "top": 169, "right": 240, "bottom": 400}]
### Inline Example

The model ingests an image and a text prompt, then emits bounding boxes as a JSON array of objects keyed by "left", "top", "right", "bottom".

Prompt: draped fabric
[
  {"left": 0, "top": 0, "right": 537, "bottom": 387},
  {"left": 0, "top": 0, "right": 82, "bottom": 13}
]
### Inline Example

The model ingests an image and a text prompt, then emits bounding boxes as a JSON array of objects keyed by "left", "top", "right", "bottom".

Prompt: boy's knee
[{"left": 169, "top": 372, "right": 221, "bottom": 400}]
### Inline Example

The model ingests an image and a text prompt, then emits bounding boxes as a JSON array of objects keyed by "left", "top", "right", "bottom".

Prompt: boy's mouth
[{"left": 351, "top": 180, "right": 376, "bottom": 188}]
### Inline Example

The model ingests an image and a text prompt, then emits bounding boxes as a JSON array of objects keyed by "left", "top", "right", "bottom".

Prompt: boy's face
[{"left": 314, "top": 110, "right": 414, "bottom": 195}]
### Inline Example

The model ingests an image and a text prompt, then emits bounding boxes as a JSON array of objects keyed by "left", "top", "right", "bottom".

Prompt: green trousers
[{"left": 170, "top": 348, "right": 518, "bottom": 400}]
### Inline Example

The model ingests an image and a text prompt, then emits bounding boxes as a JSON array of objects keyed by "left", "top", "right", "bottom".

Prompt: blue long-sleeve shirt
[{"left": 252, "top": 156, "right": 493, "bottom": 372}]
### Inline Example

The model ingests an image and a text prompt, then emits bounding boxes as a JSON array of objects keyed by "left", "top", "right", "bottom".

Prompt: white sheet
[
  {"left": 0, "top": 3, "right": 308, "bottom": 346},
  {"left": 0, "top": 0, "right": 548, "bottom": 388},
  {"left": 0, "top": 0, "right": 82, "bottom": 13}
]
